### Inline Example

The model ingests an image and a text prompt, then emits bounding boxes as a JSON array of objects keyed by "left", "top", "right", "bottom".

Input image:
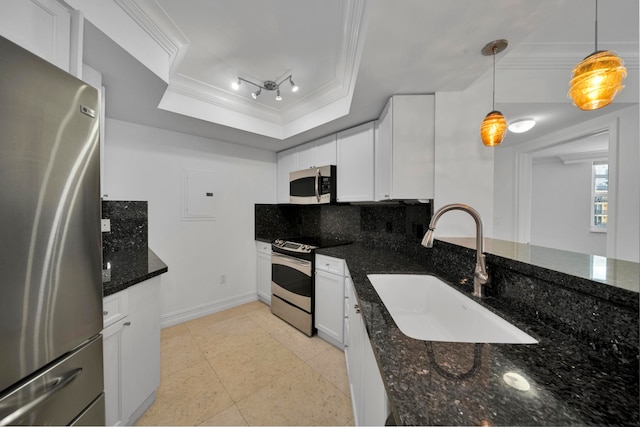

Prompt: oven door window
[
  {"left": 272, "top": 254, "right": 311, "bottom": 298},
  {"left": 272, "top": 265, "right": 312, "bottom": 297}
]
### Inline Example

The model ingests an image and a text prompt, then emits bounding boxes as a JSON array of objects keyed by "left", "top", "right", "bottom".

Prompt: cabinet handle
[
  {"left": 354, "top": 304, "right": 360, "bottom": 314},
  {"left": 123, "top": 321, "right": 131, "bottom": 326},
  {"left": 103, "top": 310, "right": 108, "bottom": 316}
]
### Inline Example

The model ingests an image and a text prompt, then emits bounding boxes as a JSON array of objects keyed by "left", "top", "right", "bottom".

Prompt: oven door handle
[
  {"left": 272, "top": 253, "right": 312, "bottom": 275},
  {"left": 315, "top": 168, "right": 321, "bottom": 202}
]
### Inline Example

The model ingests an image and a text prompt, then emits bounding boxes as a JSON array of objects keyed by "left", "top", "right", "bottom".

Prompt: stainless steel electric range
[{"left": 270, "top": 237, "right": 350, "bottom": 336}]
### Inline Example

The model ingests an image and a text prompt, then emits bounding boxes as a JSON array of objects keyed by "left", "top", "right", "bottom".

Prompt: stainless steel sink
[{"left": 367, "top": 274, "right": 538, "bottom": 344}]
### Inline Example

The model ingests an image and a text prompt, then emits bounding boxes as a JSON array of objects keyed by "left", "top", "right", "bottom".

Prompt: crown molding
[
  {"left": 114, "top": 0, "right": 190, "bottom": 72},
  {"left": 158, "top": 0, "right": 369, "bottom": 138},
  {"left": 500, "top": 41, "right": 639, "bottom": 70}
]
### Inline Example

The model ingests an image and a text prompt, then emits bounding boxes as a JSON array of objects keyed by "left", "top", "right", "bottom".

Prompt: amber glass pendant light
[
  {"left": 568, "top": 0, "right": 626, "bottom": 110},
  {"left": 480, "top": 39, "right": 508, "bottom": 147}
]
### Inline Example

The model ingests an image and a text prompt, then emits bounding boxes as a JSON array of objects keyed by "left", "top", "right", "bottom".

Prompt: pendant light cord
[
  {"left": 594, "top": 0, "right": 598, "bottom": 52},
  {"left": 492, "top": 46, "right": 496, "bottom": 110}
]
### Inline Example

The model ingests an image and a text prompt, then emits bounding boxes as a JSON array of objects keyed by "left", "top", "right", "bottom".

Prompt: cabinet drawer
[
  {"left": 315, "top": 254, "right": 345, "bottom": 276},
  {"left": 103, "top": 291, "right": 129, "bottom": 328}
]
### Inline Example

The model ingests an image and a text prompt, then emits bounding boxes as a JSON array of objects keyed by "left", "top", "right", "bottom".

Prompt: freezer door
[
  {"left": 0, "top": 336, "right": 105, "bottom": 426},
  {"left": 0, "top": 36, "right": 103, "bottom": 393}
]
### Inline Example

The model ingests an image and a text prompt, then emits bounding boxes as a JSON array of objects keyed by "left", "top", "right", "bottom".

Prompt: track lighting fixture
[
  {"left": 568, "top": 0, "right": 627, "bottom": 110},
  {"left": 480, "top": 39, "right": 508, "bottom": 147},
  {"left": 231, "top": 74, "right": 298, "bottom": 101}
]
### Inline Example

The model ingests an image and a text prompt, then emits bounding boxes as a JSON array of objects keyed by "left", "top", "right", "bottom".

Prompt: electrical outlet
[
  {"left": 101, "top": 219, "right": 111, "bottom": 232},
  {"left": 219, "top": 274, "right": 226, "bottom": 285}
]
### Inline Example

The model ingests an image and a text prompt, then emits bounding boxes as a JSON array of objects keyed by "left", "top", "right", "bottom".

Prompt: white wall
[
  {"left": 530, "top": 159, "right": 606, "bottom": 256},
  {"left": 608, "top": 104, "right": 640, "bottom": 262},
  {"left": 433, "top": 73, "right": 495, "bottom": 238},
  {"left": 103, "top": 119, "right": 277, "bottom": 326},
  {"left": 493, "top": 104, "right": 639, "bottom": 262}
]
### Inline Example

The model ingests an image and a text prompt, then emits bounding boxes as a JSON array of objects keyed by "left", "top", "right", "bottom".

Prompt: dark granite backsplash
[
  {"left": 101, "top": 200, "right": 148, "bottom": 262},
  {"left": 255, "top": 202, "right": 432, "bottom": 255},
  {"left": 428, "top": 239, "right": 639, "bottom": 365}
]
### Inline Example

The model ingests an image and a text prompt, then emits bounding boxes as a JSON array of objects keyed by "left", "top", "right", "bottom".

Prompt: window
[{"left": 591, "top": 162, "right": 608, "bottom": 232}]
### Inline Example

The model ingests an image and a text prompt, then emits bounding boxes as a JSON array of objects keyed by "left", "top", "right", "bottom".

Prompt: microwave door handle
[{"left": 315, "top": 168, "right": 321, "bottom": 202}]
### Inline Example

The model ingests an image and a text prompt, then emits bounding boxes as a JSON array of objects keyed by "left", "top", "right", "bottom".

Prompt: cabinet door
[
  {"left": 0, "top": 0, "right": 72, "bottom": 72},
  {"left": 297, "top": 141, "right": 315, "bottom": 169},
  {"left": 346, "top": 279, "right": 364, "bottom": 426},
  {"left": 337, "top": 122, "right": 375, "bottom": 202},
  {"left": 256, "top": 244, "right": 272, "bottom": 304},
  {"left": 276, "top": 147, "right": 298, "bottom": 203},
  {"left": 361, "top": 326, "right": 388, "bottom": 426},
  {"left": 391, "top": 95, "right": 435, "bottom": 200},
  {"left": 313, "top": 134, "right": 337, "bottom": 166},
  {"left": 123, "top": 277, "right": 161, "bottom": 424},
  {"left": 315, "top": 270, "right": 345, "bottom": 346},
  {"left": 375, "top": 103, "right": 392, "bottom": 201},
  {"left": 103, "top": 319, "right": 126, "bottom": 426},
  {"left": 346, "top": 278, "right": 388, "bottom": 426}
]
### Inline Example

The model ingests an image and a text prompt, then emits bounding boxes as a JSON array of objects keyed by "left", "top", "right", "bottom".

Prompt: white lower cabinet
[
  {"left": 256, "top": 241, "right": 272, "bottom": 304},
  {"left": 103, "top": 276, "right": 161, "bottom": 426},
  {"left": 315, "top": 255, "right": 347, "bottom": 348},
  {"left": 346, "top": 277, "right": 389, "bottom": 426}
]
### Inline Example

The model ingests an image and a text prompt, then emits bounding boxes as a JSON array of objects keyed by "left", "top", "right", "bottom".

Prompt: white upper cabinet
[
  {"left": 276, "top": 147, "right": 298, "bottom": 203},
  {"left": 297, "top": 134, "right": 337, "bottom": 169},
  {"left": 337, "top": 122, "right": 375, "bottom": 202},
  {"left": 375, "top": 95, "right": 435, "bottom": 201},
  {"left": 312, "top": 134, "right": 338, "bottom": 167},
  {"left": 0, "top": 0, "right": 76, "bottom": 73},
  {"left": 276, "top": 135, "right": 337, "bottom": 203}
]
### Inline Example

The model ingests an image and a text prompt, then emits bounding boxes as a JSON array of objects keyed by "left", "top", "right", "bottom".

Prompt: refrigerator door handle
[{"left": 0, "top": 368, "right": 82, "bottom": 426}]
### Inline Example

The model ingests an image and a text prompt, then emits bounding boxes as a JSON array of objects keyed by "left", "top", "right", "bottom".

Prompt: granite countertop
[
  {"left": 439, "top": 237, "right": 640, "bottom": 293},
  {"left": 102, "top": 248, "right": 168, "bottom": 297},
  {"left": 316, "top": 243, "right": 638, "bottom": 426}
]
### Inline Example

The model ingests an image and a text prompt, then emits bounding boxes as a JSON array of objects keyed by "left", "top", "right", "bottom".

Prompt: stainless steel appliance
[
  {"left": 0, "top": 36, "right": 105, "bottom": 425},
  {"left": 271, "top": 237, "right": 351, "bottom": 336},
  {"left": 289, "top": 165, "right": 336, "bottom": 204},
  {"left": 271, "top": 240, "right": 316, "bottom": 336}
]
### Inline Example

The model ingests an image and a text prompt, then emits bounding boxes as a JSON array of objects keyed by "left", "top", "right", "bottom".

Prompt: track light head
[
  {"left": 275, "top": 89, "right": 282, "bottom": 101},
  {"left": 231, "top": 78, "right": 241, "bottom": 90},
  {"left": 251, "top": 88, "right": 261, "bottom": 99},
  {"left": 289, "top": 77, "right": 298, "bottom": 92}
]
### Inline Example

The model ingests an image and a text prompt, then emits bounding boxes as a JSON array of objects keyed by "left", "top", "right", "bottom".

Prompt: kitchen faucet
[{"left": 421, "top": 203, "right": 489, "bottom": 298}]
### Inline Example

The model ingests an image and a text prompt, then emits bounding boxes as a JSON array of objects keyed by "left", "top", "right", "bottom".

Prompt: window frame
[{"left": 590, "top": 161, "right": 608, "bottom": 233}]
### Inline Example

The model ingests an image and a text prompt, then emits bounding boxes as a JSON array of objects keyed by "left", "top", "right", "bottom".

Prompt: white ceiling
[{"left": 81, "top": 0, "right": 639, "bottom": 153}]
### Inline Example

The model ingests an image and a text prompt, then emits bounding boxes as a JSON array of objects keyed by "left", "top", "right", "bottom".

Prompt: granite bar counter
[
  {"left": 316, "top": 242, "right": 639, "bottom": 426},
  {"left": 103, "top": 248, "right": 168, "bottom": 297}
]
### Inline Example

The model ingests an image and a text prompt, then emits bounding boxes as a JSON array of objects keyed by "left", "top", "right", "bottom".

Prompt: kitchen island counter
[{"left": 316, "top": 243, "right": 638, "bottom": 426}]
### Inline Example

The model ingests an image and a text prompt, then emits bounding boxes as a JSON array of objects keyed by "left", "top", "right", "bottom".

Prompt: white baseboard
[{"left": 160, "top": 292, "right": 258, "bottom": 328}]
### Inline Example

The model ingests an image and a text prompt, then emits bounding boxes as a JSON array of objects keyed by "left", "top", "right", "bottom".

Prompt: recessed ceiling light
[{"left": 508, "top": 118, "right": 536, "bottom": 133}]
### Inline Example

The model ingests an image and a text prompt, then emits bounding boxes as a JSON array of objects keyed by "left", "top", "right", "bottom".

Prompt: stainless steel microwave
[{"left": 289, "top": 165, "right": 336, "bottom": 204}]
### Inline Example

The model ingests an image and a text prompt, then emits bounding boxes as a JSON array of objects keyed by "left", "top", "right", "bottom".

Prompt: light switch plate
[{"left": 101, "top": 219, "right": 111, "bottom": 232}]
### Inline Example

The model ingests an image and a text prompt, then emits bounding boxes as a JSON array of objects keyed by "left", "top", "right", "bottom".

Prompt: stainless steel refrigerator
[{"left": 0, "top": 36, "right": 105, "bottom": 425}]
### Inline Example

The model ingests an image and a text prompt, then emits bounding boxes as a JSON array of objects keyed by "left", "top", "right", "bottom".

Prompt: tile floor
[{"left": 136, "top": 300, "right": 354, "bottom": 426}]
